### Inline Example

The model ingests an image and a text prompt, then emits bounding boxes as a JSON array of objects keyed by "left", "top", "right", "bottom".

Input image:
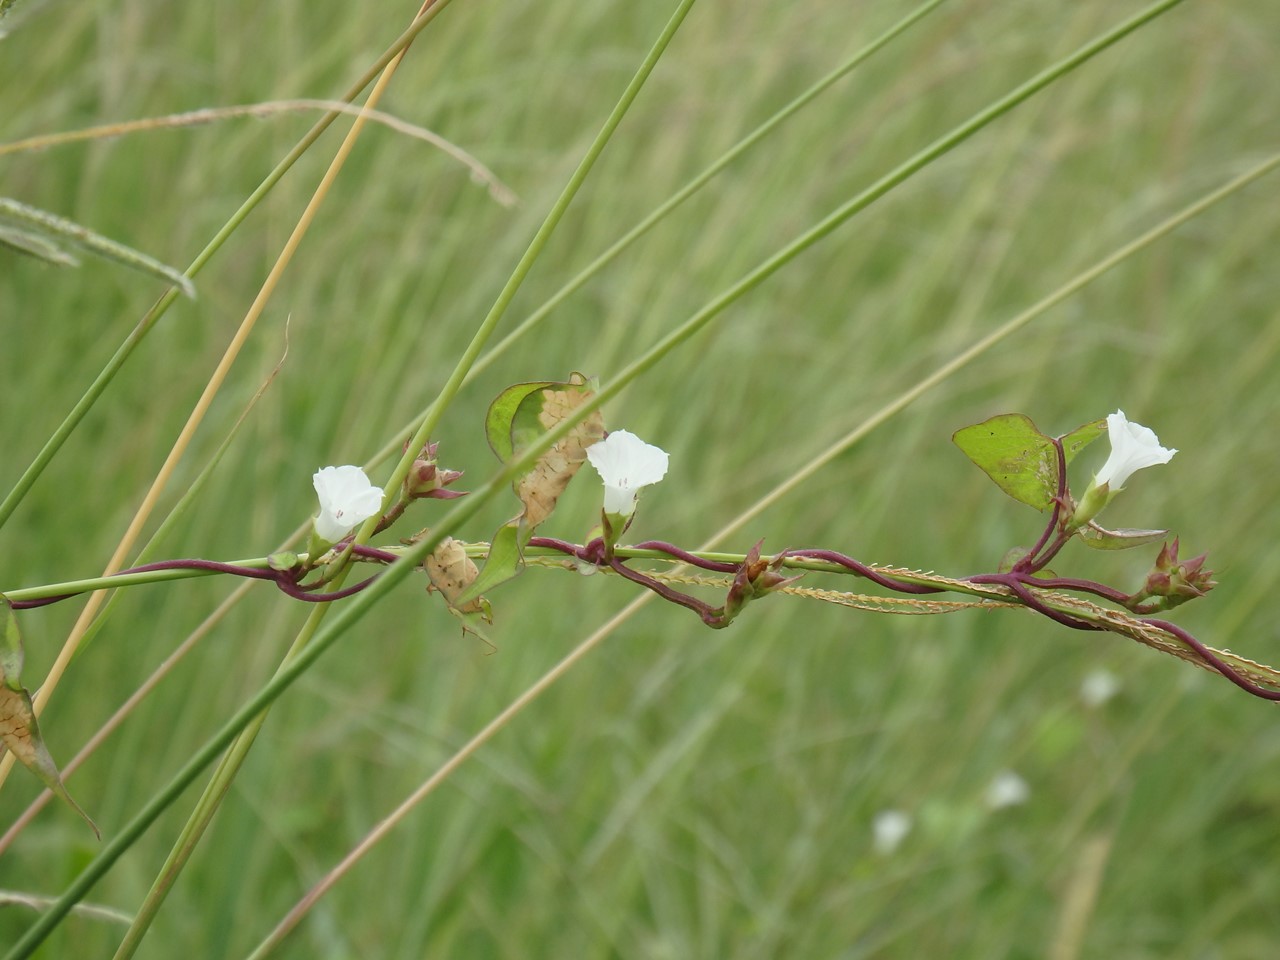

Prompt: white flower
[
  {"left": 1095, "top": 411, "right": 1176, "bottom": 491},
  {"left": 1080, "top": 668, "right": 1121, "bottom": 708},
  {"left": 872, "top": 809, "right": 913, "bottom": 855},
  {"left": 312, "top": 465, "right": 383, "bottom": 542},
  {"left": 984, "top": 770, "right": 1030, "bottom": 811},
  {"left": 585, "top": 430, "right": 669, "bottom": 517}
]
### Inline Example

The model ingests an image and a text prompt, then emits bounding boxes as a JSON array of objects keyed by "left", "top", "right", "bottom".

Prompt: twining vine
[{"left": 3, "top": 374, "right": 1278, "bottom": 834}]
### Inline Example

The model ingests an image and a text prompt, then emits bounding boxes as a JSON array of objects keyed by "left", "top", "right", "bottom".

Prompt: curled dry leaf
[
  {"left": 0, "top": 600, "right": 98, "bottom": 837},
  {"left": 515, "top": 375, "right": 605, "bottom": 530},
  {"left": 460, "top": 374, "right": 605, "bottom": 610},
  {"left": 425, "top": 537, "right": 491, "bottom": 621}
]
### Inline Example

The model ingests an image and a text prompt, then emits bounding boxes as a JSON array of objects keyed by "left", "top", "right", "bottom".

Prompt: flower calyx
[
  {"left": 721, "top": 540, "right": 801, "bottom": 624},
  {"left": 403, "top": 441, "right": 467, "bottom": 501},
  {"left": 1126, "top": 538, "right": 1217, "bottom": 612}
]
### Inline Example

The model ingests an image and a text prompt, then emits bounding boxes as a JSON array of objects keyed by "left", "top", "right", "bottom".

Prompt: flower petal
[
  {"left": 1094, "top": 410, "right": 1176, "bottom": 490},
  {"left": 585, "top": 430, "right": 669, "bottom": 517},
  {"left": 313, "top": 465, "right": 383, "bottom": 542}
]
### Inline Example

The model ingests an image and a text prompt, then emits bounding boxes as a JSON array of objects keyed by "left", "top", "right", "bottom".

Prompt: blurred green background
[{"left": 2, "top": 0, "right": 1279, "bottom": 956}]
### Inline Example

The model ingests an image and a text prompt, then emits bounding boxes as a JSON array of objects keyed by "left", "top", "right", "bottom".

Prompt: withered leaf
[
  {"left": 425, "top": 537, "right": 491, "bottom": 621},
  {"left": 0, "top": 599, "right": 98, "bottom": 837},
  {"left": 514, "top": 374, "right": 604, "bottom": 531}
]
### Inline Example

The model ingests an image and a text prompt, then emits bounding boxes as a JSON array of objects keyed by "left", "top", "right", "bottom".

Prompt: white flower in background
[
  {"left": 1095, "top": 411, "right": 1177, "bottom": 491},
  {"left": 585, "top": 430, "right": 669, "bottom": 517},
  {"left": 984, "top": 770, "right": 1030, "bottom": 811},
  {"left": 1080, "top": 668, "right": 1121, "bottom": 708},
  {"left": 872, "top": 809, "right": 913, "bottom": 856},
  {"left": 312, "top": 465, "right": 383, "bottom": 542}
]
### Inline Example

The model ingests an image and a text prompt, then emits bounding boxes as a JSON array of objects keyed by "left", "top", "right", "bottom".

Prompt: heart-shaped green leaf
[
  {"left": 1060, "top": 417, "right": 1107, "bottom": 466},
  {"left": 953, "top": 413, "right": 1058, "bottom": 510}
]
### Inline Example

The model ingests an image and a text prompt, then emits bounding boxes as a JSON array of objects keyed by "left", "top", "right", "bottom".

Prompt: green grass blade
[
  {"left": 103, "top": 3, "right": 700, "bottom": 957},
  {"left": 0, "top": 3, "right": 1207, "bottom": 955},
  {"left": 0, "top": 224, "right": 79, "bottom": 265},
  {"left": 473, "top": 0, "right": 950, "bottom": 378},
  {"left": 0, "top": 0, "right": 456, "bottom": 533},
  {"left": 0, "top": 197, "right": 195, "bottom": 297},
  {"left": 378, "top": 0, "right": 703, "bottom": 506}
]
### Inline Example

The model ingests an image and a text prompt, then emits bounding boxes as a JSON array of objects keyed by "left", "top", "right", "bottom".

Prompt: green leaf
[
  {"left": 487, "top": 372, "right": 605, "bottom": 529},
  {"left": 485, "top": 380, "right": 561, "bottom": 463},
  {"left": 451, "top": 608, "right": 497, "bottom": 651},
  {"left": 1060, "top": 417, "right": 1107, "bottom": 465},
  {"left": 454, "top": 522, "right": 522, "bottom": 607},
  {"left": 953, "top": 413, "right": 1058, "bottom": 510},
  {"left": 0, "top": 599, "right": 99, "bottom": 838},
  {"left": 472, "top": 375, "right": 606, "bottom": 607},
  {"left": 0, "top": 197, "right": 195, "bottom": 298},
  {"left": 267, "top": 551, "right": 300, "bottom": 571},
  {"left": 0, "top": 596, "right": 25, "bottom": 683},
  {"left": 1078, "top": 522, "right": 1168, "bottom": 550},
  {"left": 997, "top": 546, "right": 1031, "bottom": 573}
]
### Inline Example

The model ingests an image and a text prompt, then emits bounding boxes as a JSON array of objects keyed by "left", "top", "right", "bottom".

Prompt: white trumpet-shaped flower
[
  {"left": 872, "top": 809, "right": 913, "bottom": 856},
  {"left": 1080, "top": 668, "right": 1121, "bottom": 708},
  {"left": 1095, "top": 411, "right": 1176, "bottom": 491},
  {"left": 585, "top": 430, "right": 669, "bottom": 517},
  {"left": 312, "top": 465, "right": 384, "bottom": 543},
  {"left": 984, "top": 770, "right": 1031, "bottom": 811}
]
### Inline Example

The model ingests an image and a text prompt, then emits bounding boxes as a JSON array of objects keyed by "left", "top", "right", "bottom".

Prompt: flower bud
[
  {"left": 721, "top": 540, "right": 801, "bottom": 623},
  {"left": 403, "top": 441, "right": 467, "bottom": 501},
  {"left": 1126, "top": 538, "right": 1217, "bottom": 611}
]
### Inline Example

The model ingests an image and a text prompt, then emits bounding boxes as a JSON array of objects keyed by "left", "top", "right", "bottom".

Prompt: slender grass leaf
[
  {"left": 0, "top": 225, "right": 79, "bottom": 266},
  {"left": 0, "top": 197, "right": 195, "bottom": 298}
]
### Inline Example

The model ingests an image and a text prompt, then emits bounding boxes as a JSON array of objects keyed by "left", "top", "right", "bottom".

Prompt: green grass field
[{"left": 2, "top": 0, "right": 1279, "bottom": 956}]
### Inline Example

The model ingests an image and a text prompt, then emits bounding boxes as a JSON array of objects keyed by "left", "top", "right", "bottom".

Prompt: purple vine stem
[
  {"left": 1015, "top": 575, "right": 1131, "bottom": 605},
  {"left": 782, "top": 549, "right": 944, "bottom": 595},
  {"left": 1142, "top": 617, "right": 1280, "bottom": 702},
  {"left": 967, "top": 572, "right": 1130, "bottom": 607},
  {"left": 7, "top": 554, "right": 387, "bottom": 609},
  {"left": 629, "top": 541, "right": 740, "bottom": 573},
  {"left": 526, "top": 535, "right": 586, "bottom": 559},
  {"left": 8, "top": 523, "right": 1278, "bottom": 703},
  {"left": 607, "top": 557, "right": 724, "bottom": 627},
  {"left": 528, "top": 536, "right": 728, "bottom": 624},
  {"left": 967, "top": 574, "right": 1280, "bottom": 703},
  {"left": 119, "top": 558, "right": 279, "bottom": 580},
  {"left": 9, "top": 593, "right": 79, "bottom": 610},
  {"left": 8, "top": 559, "right": 278, "bottom": 609},
  {"left": 1017, "top": 436, "right": 1070, "bottom": 574},
  {"left": 986, "top": 574, "right": 1099, "bottom": 632},
  {"left": 540, "top": 537, "right": 1280, "bottom": 704},
  {"left": 273, "top": 575, "right": 381, "bottom": 603},
  {"left": 345, "top": 543, "right": 400, "bottom": 564}
]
